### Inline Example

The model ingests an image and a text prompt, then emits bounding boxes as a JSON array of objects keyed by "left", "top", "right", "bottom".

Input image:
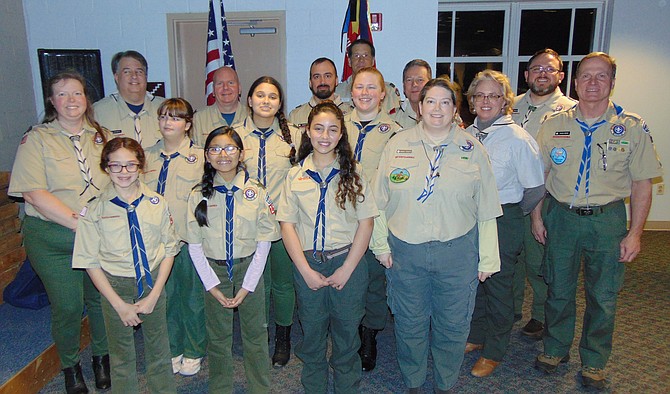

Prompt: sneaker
[
  {"left": 581, "top": 366, "right": 607, "bottom": 389},
  {"left": 535, "top": 353, "right": 570, "bottom": 373},
  {"left": 521, "top": 318, "right": 544, "bottom": 339},
  {"left": 179, "top": 357, "right": 202, "bottom": 376},
  {"left": 171, "top": 354, "right": 183, "bottom": 374}
]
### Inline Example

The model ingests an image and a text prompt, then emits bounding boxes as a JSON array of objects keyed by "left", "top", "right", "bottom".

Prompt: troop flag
[{"left": 340, "top": 0, "right": 373, "bottom": 81}]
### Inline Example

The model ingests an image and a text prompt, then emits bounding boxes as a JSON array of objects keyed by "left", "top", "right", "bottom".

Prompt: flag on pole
[
  {"left": 340, "top": 0, "right": 373, "bottom": 82},
  {"left": 205, "top": 0, "right": 236, "bottom": 106}
]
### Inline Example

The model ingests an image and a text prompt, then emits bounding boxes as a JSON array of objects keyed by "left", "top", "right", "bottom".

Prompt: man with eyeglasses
[
  {"left": 335, "top": 38, "right": 401, "bottom": 115},
  {"left": 192, "top": 66, "right": 248, "bottom": 147},
  {"left": 95, "top": 50, "right": 165, "bottom": 149},
  {"left": 532, "top": 52, "right": 662, "bottom": 389},
  {"left": 289, "top": 57, "right": 350, "bottom": 130},
  {"left": 393, "top": 59, "right": 431, "bottom": 129},
  {"left": 511, "top": 49, "right": 577, "bottom": 340}
]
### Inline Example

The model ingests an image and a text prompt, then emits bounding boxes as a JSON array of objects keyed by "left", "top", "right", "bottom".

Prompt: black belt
[
  {"left": 306, "top": 244, "right": 352, "bottom": 263},
  {"left": 551, "top": 195, "right": 622, "bottom": 216}
]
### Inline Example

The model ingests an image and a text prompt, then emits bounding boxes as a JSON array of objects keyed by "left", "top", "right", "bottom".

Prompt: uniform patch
[
  {"left": 642, "top": 120, "right": 650, "bottom": 133},
  {"left": 389, "top": 168, "right": 410, "bottom": 183},
  {"left": 94, "top": 134, "right": 104, "bottom": 144},
  {"left": 169, "top": 215, "right": 174, "bottom": 226},
  {"left": 554, "top": 105, "right": 564, "bottom": 112},
  {"left": 111, "top": 129, "right": 123, "bottom": 135},
  {"left": 512, "top": 108, "right": 519, "bottom": 114},
  {"left": 396, "top": 149, "right": 412, "bottom": 154},
  {"left": 244, "top": 187, "right": 258, "bottom": 201},
  {"left": 553, "top": 131, "right": 571, "bottom": 138},
  {"left": 611, "top": 124, "right": 625, "bottom": 136},
  {"left": 186, "top": 154, "right": 198, "bottom": 164},
  {"left": 79, "top": 206, "right": 88, "bottom": 217},
  {"left": 379, "top": 124, "right": 390, "bottom": 133},
  {"left": 20, "top": 134, "right": 28, "bottom": 144},
  {"left": 265, "top": 194, "right": 276, "bottom": 215},
  {"left": 149, "top": 196, "right": 160, "bottom": 204},
  {"left": 460, "top": 140, "right": 474, "bottom": 152},
  {"left": 550, "top": 147, "right": 567, "bottom": 165}
]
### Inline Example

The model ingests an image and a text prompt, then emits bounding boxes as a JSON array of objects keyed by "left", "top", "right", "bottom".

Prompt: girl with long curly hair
[{"left": 277, "top": 101, "right": 377, "bottom": 393}]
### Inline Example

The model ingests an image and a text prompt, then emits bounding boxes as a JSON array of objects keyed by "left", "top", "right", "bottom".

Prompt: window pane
[
  {"left": 437, "top": 12, "right": 453, "bottom": 57},
  {"left": 454, "top": 11, "right": 505, "bottom": 57},
  {"left": 435, "top": 63, "right": 452, "bottom": 80},
  {"left": 573, "top": 9, "right": 597, "bottom": 55},
  {"left": 453, "top": 62, "right": 503, "bottom": 126},
  {"left": 519, "top": 9, "right": 572, "bottom": 55}
]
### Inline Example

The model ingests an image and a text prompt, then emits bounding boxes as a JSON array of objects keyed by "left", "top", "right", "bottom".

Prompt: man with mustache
[
  {"left": 511, "top": 48, "right": 576, "bottom": 340},
  {"left": 289, "top": 57, "right": 350, "bottom": 129}
]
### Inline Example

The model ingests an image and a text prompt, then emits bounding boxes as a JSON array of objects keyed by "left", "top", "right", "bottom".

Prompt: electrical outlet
[{"left": 658, "top": 183, "right": 665, "bottom": 195}]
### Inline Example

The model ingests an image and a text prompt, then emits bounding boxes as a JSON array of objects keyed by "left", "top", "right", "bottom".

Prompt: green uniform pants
[
  {"left": 23, "top": 216, "right": 107, "bottom": 369},
  {"left": 166, "top": 244, "right": 206, "bottom": 359},
  {"left": 101, "top": 271, "right": 176, "bottom": 394},
  {"left": 513, "top": 203, "right": 548, "bottom": 320},
  {"left": 469, "top": 204, "right": 524, "bottom": 361},
  {"left": 264, "top": 239, "right": 295, "bottom": 326},
  {"left": 294, "top": 251, "right": 368, "bottom": 394},
  {"left": 543, "top": 196, "right": 626, "bottom": 369},
  {"left": 206, "top": 256, "right": 270, "bottom": 393},
  {"left": 361, "top": 248, "right": 388, "bottom": 330}
]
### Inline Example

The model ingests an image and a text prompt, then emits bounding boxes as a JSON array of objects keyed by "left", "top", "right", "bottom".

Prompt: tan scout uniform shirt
[
  {"left": 185, "top": 172, "right": 280, "bottom": 259},
  {"left": 512, "top": 89, "right": 576, "bottom": 139},
  {"left": 9, "top": 121, "right": 110, "bottom": 220},
  {"left": 144, "top": 137, "right": 204, "bottom": 241},
  {"left": 373, "top": 123, "right": 502, "bottom": 245},
  {"left": 72, "top": 182, "right": 179, "bottom": 277},
  {"left": 392, "top": 100, "right": 420, "bottom": 129},
  {"left": 192, "top": 103, "right": 249, "bottom": 147},
  {"left": 345, "top": 110, "right": 403, "bottom": 181},
  {"left": 94, "top": 92, "right": 166, "bottom": 149},
  {"left": 288, "top": 95, "right": 351, "bottom": 129},
  {"left": 538, "top": 102, "right": 663, "bottom": 206},
  {"left": 277, "top": 154, "right": 378, "bottom": 251},
  {"left": 336, "top": 77, "right": 401, "bottom": 116},
  {"left": 236, "top": 117, "right": 297, "bottom": 201}
]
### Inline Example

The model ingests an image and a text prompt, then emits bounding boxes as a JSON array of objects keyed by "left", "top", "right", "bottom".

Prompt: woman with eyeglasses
[
  {"left": 73, "top": 137, "right": 179, "bottom": 393},
  {"left": 186, "top": 126, "right": 278, "bottom": 392},
  {"left": 463, "top": 70, "right": 545, "bottom": 377},
  {"left": 371, "top": 77, "right": 502, "bottom": 392},
  {"left": 235, "top": 76, "right": 299, "bottom": 367},
  {"left": 9, "top": 71, "right": 111, "bottom": 393},
  {"left": 144, "top": 98, "right": 207, "bottom": 376}
]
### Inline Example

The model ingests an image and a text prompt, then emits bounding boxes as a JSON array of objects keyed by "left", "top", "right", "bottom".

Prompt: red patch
[{"left": 20, "top": 134, "right": 28, "bottom": 145}]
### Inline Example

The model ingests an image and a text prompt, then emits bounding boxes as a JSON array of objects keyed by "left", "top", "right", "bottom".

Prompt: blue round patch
[
  {"left": 149, "top": 196, "right": 160, "bottom": 204},
  {"left": 244, "top": 187, "right": 257, "bottom": 201},
  {"left": 379, "top": 124, "right": 390, "bottom": 133},
  {"left": 460, "top": 140, "right": 474, "bottom": 152},
  {"left": 550, "top": 147, "right": 567, "bottom": 165},
  {"left": 186, "top": 154, "right": 197, "bottom": 164},
  {"left": 611, "top": 124, "right": 625, "bottom": 136}
]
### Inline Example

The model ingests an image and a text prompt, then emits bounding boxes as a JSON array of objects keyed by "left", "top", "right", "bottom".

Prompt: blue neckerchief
[
  {"left": 353, "top": 122, "right": 377, "bottom": 162},
  {"left": 252, "top": 129, "right": 275, "bottom": 187},
  {"left": 304, "top": 167, "right": 340, "bottom": 259},
  {"left": 110, "top": 195, "right": 154, "bottom": 297},
  {"left": 572, "top": 118, "right": 607, "bottom": 208},
  {"left": 213, "top": 184, "right": 240, "bottom": 281},
  {"left": 156, "top": 151, "right": 180, "bottom": 195}
]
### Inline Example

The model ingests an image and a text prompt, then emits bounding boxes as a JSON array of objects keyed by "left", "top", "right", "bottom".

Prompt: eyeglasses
[
  {"left": 206, "top": 146, "right": 240, "bottom": 155},
  {"left": 529, "top": 65, "right": 560, "bottom": 74},
  {"left": 473, "top": 93, "right": 503, "bottom": 102},
  {"left": 108, "top": 163, "right": 140, "bottom": 173},
  {"left": 158, "top": 115, "right": 184, "bottom": 122},
  {"left": 596, "top": 143, "right": 607, "bottom": 171}
]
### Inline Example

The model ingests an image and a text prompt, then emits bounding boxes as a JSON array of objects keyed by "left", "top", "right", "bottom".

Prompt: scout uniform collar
[
  {"left": 308, "top": 94, "right": 345, "bottom": 108},
  {"left": 214, "top": 170, "right": 248, "bottom": 191},
  {"left": 111, "top": 92, "right": 155, "bottom": 120}
]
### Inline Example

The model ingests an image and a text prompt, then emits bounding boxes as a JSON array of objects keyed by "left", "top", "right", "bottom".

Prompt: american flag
[
  {"left": 205, "top": 0, "right": 236, "bottom": 106},
  {"left": 341, "top": 0, "right": 373, "bottom": 81}
]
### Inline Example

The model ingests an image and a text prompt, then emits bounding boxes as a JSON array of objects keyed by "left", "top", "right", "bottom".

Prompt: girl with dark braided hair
[
  {"left": 235, "top": 76, "right": 299, "bottom": 367},
  {"left": 186, "top": 126, "right": 279, "bottom": 392},
  {"left": 277, "top": 102, "right": 377, "bottom": 392}
]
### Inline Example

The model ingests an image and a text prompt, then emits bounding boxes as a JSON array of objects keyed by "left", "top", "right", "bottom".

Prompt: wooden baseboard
[
  {"left": 0, "top": 317, "right": 90, "bottom": 394},
  {"left": 644, "top": 221, "right": 670, "bottom": 231}
]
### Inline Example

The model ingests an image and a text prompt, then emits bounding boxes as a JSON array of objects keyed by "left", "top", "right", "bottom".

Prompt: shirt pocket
[
  {"left": 43, "top": 149, "right": 79, "bottom": 191},
  {"left": 388, "top": 163, "right": 420, "bottom": 191},
  {"left": 235, "top": 201, "right": 258, "bottom": 241},
  {"left": 175, "top": 172, "right": 201, "bottom": 202},
  {"left": 443, "top": 159, "right": 481, "bottom": 199}
]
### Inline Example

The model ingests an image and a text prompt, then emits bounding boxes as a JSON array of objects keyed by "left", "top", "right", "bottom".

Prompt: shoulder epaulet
[{"left": 249, "top": 178, "right": 266, "bottom": 190}]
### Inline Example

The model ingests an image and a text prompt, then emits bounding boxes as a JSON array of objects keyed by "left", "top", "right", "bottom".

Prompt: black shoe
[
  {"left": 92, "top": 354, "right": 111, "bottom": 390},
  {"left": 272, "top": 324, "right": 291, "bottom": 368},
  {"left": 522, "top": 318, "right": 544, "bottom": 339},
  {"left": 63, "top": 362, "right": 89, "bottom": 394},
  {"left": 358, "top": 325, "right": 379, "bottom": 372}
]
